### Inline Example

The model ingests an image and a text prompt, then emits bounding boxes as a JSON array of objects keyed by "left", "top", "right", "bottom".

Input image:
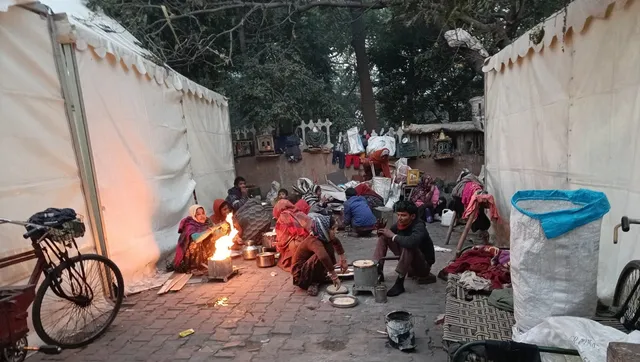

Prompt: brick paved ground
[{"left": 32, "top": 223, "right": 475, "bottom": 362}]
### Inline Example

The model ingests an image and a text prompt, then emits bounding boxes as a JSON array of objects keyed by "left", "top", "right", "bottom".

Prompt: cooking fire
[{"left": 207, "top": 213, "right": 239, "bottom": 282}]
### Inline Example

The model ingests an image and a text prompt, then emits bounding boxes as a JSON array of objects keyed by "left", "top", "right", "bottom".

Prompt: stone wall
[{"left": 234, "top": 152, "right": 484, "bottom": 197}]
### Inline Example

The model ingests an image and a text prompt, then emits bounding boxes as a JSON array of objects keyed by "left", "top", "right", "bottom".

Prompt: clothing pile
[{"left": 441, "top": 245, "right": 511, "bottom": 290}]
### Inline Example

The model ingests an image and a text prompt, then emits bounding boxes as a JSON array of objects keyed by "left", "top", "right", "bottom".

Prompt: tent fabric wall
[
  {"left": 0, "top": 2, "right": 235, "bottom": 292},
  {"left": 182, "top": 97, "right": 235, "bottom": 215},
  {"left": 75, "top": 50, "right": 196, "bottom": 290},
  {"left": 0, "top": 7, "right": 95, "bottom": 285},
  {"left": 485, "top": 0, "right": 640, "bottom": 301}
]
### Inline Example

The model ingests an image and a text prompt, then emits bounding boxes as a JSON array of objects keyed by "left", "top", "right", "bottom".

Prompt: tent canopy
[
  {"left": 484, "top": 0, "right": 640, "bottom": 301},
  {"left": 0, "top": 1, "right": 234, "bottom": 292}
]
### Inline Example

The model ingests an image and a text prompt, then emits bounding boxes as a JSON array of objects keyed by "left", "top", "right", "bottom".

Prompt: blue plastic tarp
[{"left": 511, "top": 189, "right": 611, "bottom": 239}]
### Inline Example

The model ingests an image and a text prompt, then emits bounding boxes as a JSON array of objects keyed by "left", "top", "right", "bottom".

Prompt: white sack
[
  {"left": 510, "top": 197, "right": 604, "bottom": 334},
  {"left": 366, "top": 135, "right": 396, "bottom": 157},
  {"left": 515, "top": 316, "right": 640, "bottom": 362},
  {"left": 346, "top": 126, "right": 365, "bottom": 154}
]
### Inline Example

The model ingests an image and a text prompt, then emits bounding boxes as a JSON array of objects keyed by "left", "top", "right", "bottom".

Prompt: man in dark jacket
[
  {"left": 343, "top": 188, "right": 377, "bottom": 236},
  {"left": 226, "top": 176, "right": 249, "bottom": 211},
  {"left": 374, "top": 200, "right": 436, "bottom": 297}
]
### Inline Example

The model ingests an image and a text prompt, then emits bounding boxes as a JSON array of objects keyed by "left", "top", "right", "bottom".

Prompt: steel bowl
[{"left": 256, "top": 252, "right": 276, "bottom": 268}]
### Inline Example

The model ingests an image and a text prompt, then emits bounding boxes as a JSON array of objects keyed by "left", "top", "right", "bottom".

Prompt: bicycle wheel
[
  {"left": 32, "top": 254, "right": 124, "bottom": 349},
  {"left": 613, "top": 260, "right": 640, "bottom": 329}
]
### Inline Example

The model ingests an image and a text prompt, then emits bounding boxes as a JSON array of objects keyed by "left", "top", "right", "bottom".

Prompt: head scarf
[
  {"left": 212, "top": 199, "right": 231, "bottom": 224},
  {"left": 309, "top": 213, "right": 332, "bottom": 243},
  {"left": 292, "top": 178, "right": 320, "bottom": 206},
  {"left": 273, "top": 199, "right": 311, "bottom": 247},
  {"left": 266, "top": 181, "right": 281, "bottom": 204},
  {"left": 355, "top": 183, "right": 381, "bottom": 198},
  {"left": 189, "top": 205, "right": 205, "bottom": 221},
  {"left": 295, "top": 199, "right": 311, "bottom": 214}
]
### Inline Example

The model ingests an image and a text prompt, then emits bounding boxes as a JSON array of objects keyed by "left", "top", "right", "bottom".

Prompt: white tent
[
  {"left": 0, "top": 0, "right": 235, "bottom": 292},
  {"left": 484, "top": 0, "right": 639, "bottom": 301}
]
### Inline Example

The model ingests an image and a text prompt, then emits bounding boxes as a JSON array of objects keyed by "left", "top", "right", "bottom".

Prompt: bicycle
[{"left": 0, "top": 209, "right": 124, "bottom": 362}]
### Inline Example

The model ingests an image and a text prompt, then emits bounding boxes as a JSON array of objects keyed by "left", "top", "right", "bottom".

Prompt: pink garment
[
  {"left": 431, "top": 187, "right": 440, "bottom": 208},
  {"left": 461, "top": 182, "right": 483, "bottom": 207}
]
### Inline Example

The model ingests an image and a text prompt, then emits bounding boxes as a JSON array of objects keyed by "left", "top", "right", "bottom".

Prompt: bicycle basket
[{"left": 47, "top": 219, "right": 86, "bottom": 244}]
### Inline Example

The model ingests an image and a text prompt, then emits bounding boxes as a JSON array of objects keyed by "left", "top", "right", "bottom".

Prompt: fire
[{"left": 211, "top": 213, "right": 238, "bottom": 261}]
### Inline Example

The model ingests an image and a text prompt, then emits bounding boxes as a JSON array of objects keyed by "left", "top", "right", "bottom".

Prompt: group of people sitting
[{"left": 172, "top": 173, "right": 440, "bottom": 298}]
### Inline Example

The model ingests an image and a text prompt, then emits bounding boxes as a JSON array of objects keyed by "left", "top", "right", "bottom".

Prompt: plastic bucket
[
  {"left": 441, "top": 209, "right": 454, "bottom": 227},
  {"left": 385, "top": 310, "right": 415, "bottom": 351}
]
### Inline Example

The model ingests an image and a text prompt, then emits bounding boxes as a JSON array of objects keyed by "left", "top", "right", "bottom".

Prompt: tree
[{"left": 88, "top": 0, "right": 568, "bottom": 130}]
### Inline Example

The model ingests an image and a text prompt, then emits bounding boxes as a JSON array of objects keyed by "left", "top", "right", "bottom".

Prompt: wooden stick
[
  {"left": 455, "top": 209, "right": 477, "bottom": 257},
  {"left": 444, "top": 211, "right": 457, "bottom": 245}
]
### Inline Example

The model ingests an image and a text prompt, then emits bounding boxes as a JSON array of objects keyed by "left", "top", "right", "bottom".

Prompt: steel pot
[
  {"left": 256, "top": 252, "right": 276, "bottom": 268},
  {"left": 242, "top": 244, "right": 260, "bottom": 260}
]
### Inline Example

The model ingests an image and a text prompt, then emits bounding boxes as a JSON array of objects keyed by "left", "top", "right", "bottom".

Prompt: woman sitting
[
  {"left": 410, "top": 175, "right": 441, "bottom": 223},
  {"left": 273, "top": 199, "right": 312, "bottom": 272},
  {"left": 292, "top": 213, "right": 348, "bottom": 296},
  {"left": 293, "top": 178, "right": 328, "bottom": 214},
  {"left": 172, "top": 205, "right": 215, "bottom": 273},
  {"left": 354, "top": 183, "right": 384, "bottom": 209},
  {"left": 212, "top": 199, "right": 243, "bottom": 248}
]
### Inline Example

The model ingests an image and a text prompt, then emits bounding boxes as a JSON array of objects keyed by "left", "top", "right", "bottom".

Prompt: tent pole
[{"left": 47, "top": 14, "right": 112, "bottom": 283}]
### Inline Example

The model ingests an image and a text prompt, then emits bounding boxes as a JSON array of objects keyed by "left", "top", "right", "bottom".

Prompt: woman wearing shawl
[
  {"left": 354, "top": 183, "right": 384, "bottom": 209},
  {"left": 292, "top": 213, "right": 348, "bottom": 296},
  {"left": 293, "top": 178, "right": 328, "bottom": 214},
  {"left": 409, "top": 175, "right": 442, "bottom": 223},
  {"left": 173, "top": 205, "right": 214, "bottom": 273},
  {"left": 273, "top": 199, "right": 312, "bottom": 272},
  {"left": 212, "top": 199, "right": 243, "bottom": 248}
]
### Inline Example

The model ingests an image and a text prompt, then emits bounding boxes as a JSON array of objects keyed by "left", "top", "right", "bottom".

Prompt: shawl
[
  {"left": 411, "top": 175, "right": 436, "bottom": 207},
  {"left": 355, "top": 183, "right": 382, "bottom": 199},
  {"left": 309, "top": 212, "right": 331, "bottom": 243},
  {"left": 452, "top": 173, "right": 483, "bottom": 198},
  {"left": 292, "top": 178, "right": 320, "bottom": 206},
  {"left": 273, "top": 200, "right": 312, "bottom": 250},
  {"left": 295, "top": 199, "right": 311, "bottom": 214},
  {"left": 173, "top": 205, "right": 211, "bottom": 269}
]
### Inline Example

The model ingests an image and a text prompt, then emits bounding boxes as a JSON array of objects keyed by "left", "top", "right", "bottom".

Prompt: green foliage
[{"left": 87, "top": 0, "right": 568, "bottom": 132}]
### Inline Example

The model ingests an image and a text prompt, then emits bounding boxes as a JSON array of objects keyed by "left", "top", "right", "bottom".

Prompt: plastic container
[{"left": 441, "top": 209, "right": 454, "bottom": 227}]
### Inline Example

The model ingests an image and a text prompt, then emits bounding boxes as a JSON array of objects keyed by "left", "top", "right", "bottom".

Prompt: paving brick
[{"left": 282, "top": 338, "right": 305, "bottom": 351}]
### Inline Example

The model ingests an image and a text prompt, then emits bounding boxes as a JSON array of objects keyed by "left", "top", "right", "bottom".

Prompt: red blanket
[{"left": 443, "top": 246, "right": 510, "bottom": 289}]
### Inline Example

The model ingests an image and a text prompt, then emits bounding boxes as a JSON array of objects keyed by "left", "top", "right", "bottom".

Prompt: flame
[{"left": 211, "top": 213, "right": 238, "bottom": 260}]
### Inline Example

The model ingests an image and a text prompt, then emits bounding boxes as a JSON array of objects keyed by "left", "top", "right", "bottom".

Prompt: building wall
[
  {"left": 408, "top": 154, "right": 484, "bottom": 183},
  {"left": 234, "top": 153, "right": 360, "bottom": 196},
  {"left": 234, "top": 152, "right": 483, "bottom": 196}
]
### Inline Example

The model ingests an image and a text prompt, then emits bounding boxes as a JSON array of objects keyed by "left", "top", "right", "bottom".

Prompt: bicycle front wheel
[{"left": 32, "top": 253, "right": 124, "bottom": 349}]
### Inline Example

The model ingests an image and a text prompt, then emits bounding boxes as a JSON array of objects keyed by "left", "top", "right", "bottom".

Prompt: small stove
[{"left": 207, "top": 257, "right": 238, "bottom": 282}]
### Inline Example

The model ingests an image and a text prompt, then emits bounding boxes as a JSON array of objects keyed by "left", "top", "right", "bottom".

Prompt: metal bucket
[
  {"left": 353, "top": 259, "right": 378, "bottom": 288},
  {"left": 385, "top": 310, "right": 415, "bottom": 351},
  {"left": 374, "top": 285, "right": 387, "bottom": 303}
]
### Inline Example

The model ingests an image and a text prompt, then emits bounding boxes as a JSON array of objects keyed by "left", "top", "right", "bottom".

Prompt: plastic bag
[
  {"left": 510, "top": 189, "right": 610, "bottom": 334},
  {"left": 346, "top": 127, "right": 365, "bottom": 154},
  {"left": 366, "top": 135, "right": 396, "bottom": 156},
  {"left": 515, "top": 316, "right": 640, "bottom": 362},
  {"left": 372, "top": 177, "right": 391, "bottom": 203},
  {"left": 394, "top": 158, "right": 410, "bottom": 182}
]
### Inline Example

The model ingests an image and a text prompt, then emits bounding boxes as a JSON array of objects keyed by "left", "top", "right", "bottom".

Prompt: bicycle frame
[
  {"left": 0, "top": 218, "right": 92, "bottom": 303},
  {"left": 0, "top": 219, "right": 51, "bottom": 287}
]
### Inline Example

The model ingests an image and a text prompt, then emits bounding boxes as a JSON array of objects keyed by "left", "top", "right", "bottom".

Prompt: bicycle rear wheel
[
  {"left": 32, "top": 254, "right": 124, "bottom": 349},
  {"left": 613, "top": 260, "right": 640, "bottom": 329}
]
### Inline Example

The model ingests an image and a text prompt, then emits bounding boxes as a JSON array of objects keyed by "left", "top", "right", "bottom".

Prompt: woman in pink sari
[{"left": 273, "top": 199, "right": 312, "bottom": 272}]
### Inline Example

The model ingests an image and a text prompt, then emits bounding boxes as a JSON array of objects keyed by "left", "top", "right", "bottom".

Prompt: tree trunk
[{"left": 350, "top": 6, "right": 378, "bottom": 132}]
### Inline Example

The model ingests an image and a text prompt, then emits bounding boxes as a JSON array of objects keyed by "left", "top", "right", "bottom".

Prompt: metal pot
[
  {"left": 256, "top": 252, "right": 276, "bottom": 268},
  {"left": 242, "top": 244, "right": 260, "bottom": 260}
]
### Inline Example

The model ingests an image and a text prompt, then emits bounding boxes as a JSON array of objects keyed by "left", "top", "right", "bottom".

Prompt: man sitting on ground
[
  {"left": 343, "top": 187, "right": 377, "bottom": 236},
  {"left": 226, "top": 176, "right": 249, "bottom": 211},
  {"left": 374, "top": 200, "right": 436, "bottom": 297}
]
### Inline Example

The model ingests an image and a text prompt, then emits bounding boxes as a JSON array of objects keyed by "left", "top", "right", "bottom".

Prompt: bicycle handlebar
[{"left": 614, "top": 216, "right": 640, "bottom": 244}]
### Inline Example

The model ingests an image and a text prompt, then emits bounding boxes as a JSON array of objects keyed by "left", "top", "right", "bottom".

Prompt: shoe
[
  {"left": 416, "top": 273, "right": 437, "bottom": 285},
  {"left": 387, "top": 277, "right": 405, "bottom": 297}
]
